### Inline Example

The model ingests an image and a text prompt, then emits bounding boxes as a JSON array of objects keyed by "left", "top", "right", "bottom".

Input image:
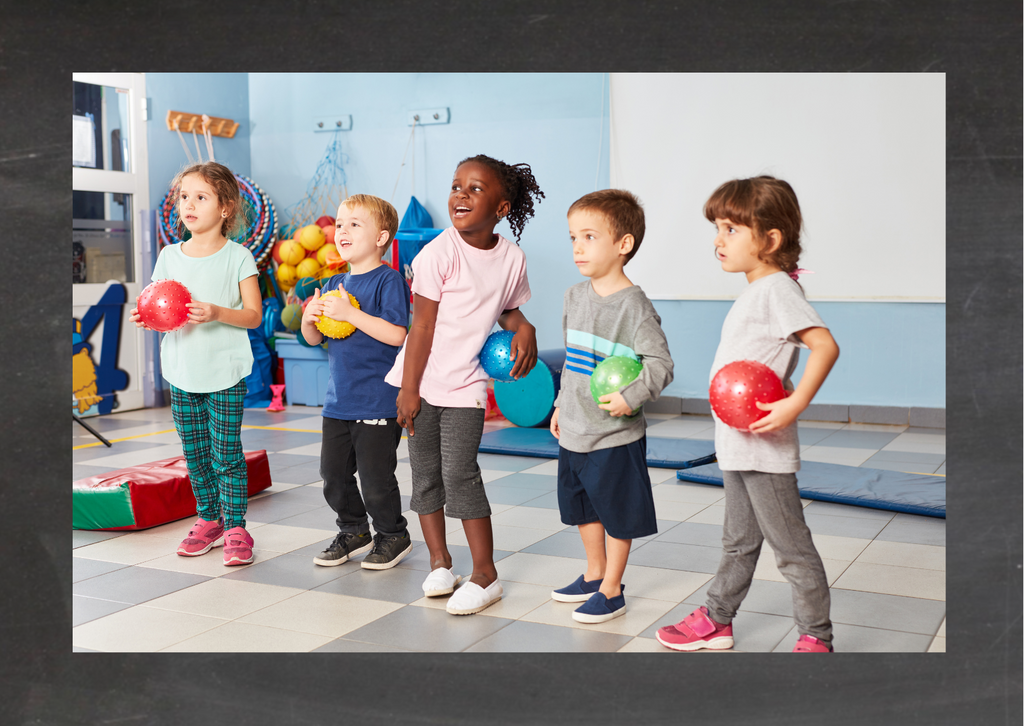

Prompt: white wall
[{"left": 610, "top": 73, "right": 945, "bottom": 302}]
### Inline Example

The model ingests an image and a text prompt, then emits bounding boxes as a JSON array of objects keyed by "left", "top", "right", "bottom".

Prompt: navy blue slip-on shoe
[
  {"left": 572, "top": 586, "right": 626, "bottom": 623},
  {"left": 552, "top": 574, "right": 604, "bottom": 603}
]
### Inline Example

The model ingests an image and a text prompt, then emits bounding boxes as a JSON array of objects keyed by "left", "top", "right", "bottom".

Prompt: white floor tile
[
  {"left": 521, "top": 596, "right": 676, "bottom": 637},
  {"left": 73, "top": 605, "right": 227, "bottom": 652},
  {"left": 238, "top": 590, "right": 404, "bottom": 638},
  {"left": 145, "top": 578, "right": 305, "bottom": 619},
  {"left": 856, "top": 540, "right": 945, "bottom": 571},
  {"left": 832, "top": 561, "right": 945, "bottom": 601},
  {"left": 162, "top": 621, "right": 334, "bottom": 652}
]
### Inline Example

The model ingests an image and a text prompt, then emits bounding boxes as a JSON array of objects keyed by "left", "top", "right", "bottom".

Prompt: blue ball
[{"left": 480, "top": 329, "right": 517, "bottom": 382}]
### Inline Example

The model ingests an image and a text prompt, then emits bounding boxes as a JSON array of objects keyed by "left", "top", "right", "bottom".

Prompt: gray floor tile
[
  {"left": 803, "top": 513, "right": 890, "bottom": 539},
  {"left": 485, "top": 472, "right": 557, "bottom": 490},
  {"left": 481, "top": 485, "right": 551, "bottom": 507},
  {"left": 244, "top": 495, "right": 323, "bottom": 524},
  {"left": 343, "top": 604, "right": 513, "bottom": 652},
  {"left": 74, "top": 464, "right": 119, "bottom": 480},
  {"left": 73, "top": 530, "right": 128, "bottom": 548},
  {"left": 73, "top": 557, "right": 127, "bottom": 583},
  {"left": 313, "top": 566, "right": 437, "bottom": 604},
  {"left": 511, "top": 490, "right": 560, "bottom": 510},
  {"left": 625, "top": 541, "right": 723, "bottom": 574},
  {"left": 392, "top": 544, "right": 515, "bottom": 575},
  {"left": 73, "top": 566, "right": 212, "bottom": 605},
  {"left": 262, "top": 485, "right": 329, "bottom": 505},
  {"left": 795, "top": 427, "right": 843, "bottom": 446},
  {"left": 864, "top": 449, "right": 946, "bottom": 465},
  {"left": 270, "top": 464, "right": 325, "bottom": 486},
  {"left": 935, "top": 464, "right": 945, "bottom": 476},
  {"left": 268, "top": 453, "right": 320, "bottom": 468},
  {"left": 653, "top": 522, "right": 724, "bottom": 548},
  {"left": 312, "top": 638, "right": 417, "bottom": 653},
  {"left": 242, "top": 410, "right": 320, "bottom": 426},
  {"left": 829, "top": 589, "right": 946, "bottom": 635},
  {"left": 814, "top": 430, "right": 901, "bottom": 450},
  {"left": 271, "top": 505, "right": 339, "bottom": 530},
  {"left": 640, "top": 520, "right": 680, "bottom": 541},
  {"left": 241, "top": 430, "right": 322, "bottom": 452},
  {"left": 874, "top": 514, "right": 946, "bottom": 546},
  {"left": 859, "top": 459, "right": 941, "bottom": 475},
  {"left": 73, "top": 439, "right": 165, "bottom": 463},
  {"left": 476, "top": 453, "right": 539, "bottom": 472},
  {"left": 73, "top": 595, "right": 132, "bottom": 626},
  {"left": 75, "top": 416, "right": 155, "bottom": 434},
  {"left": 773, "top": 622, "right": 933, "bottom": 653},
  {"left": 801, "top": 500, "right": 896, "bottom": 522},
  {"left": 903, "top": 427, "right": 947, "bottom": 436},
  {"left": 683, "top": 578, "right": 795, "bottom": 618},
  {"left": 466, "top": 619, "right": 633, "bottom": 652},
  {"left": 220, "top": 552, "right": 356, "bottom": 589},
  {"left": 521, "top": 531, "right": 589, "bottom": 560}
]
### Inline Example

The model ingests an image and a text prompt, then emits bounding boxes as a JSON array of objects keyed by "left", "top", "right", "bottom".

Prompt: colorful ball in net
[
  {"left": 296, "top": 257, "right": 321, "bottom": 279},
  {"left": 709, "top": 360, "right": 786, "bottom": 430},
  {"left": 315, "top": 290, "right": 360, "bottom": 339},
  {"left": 590, "top": 356, "right": 643, "bottom": 404},
  {"left": 276, "top": 263, "right": 298, "bottom": 290},
  {"left": 280, "top": 303, "right": 303, "bottom": 331},
  {"left": 479, "top": 330, "right": 517, "bottom": 382},
  {"left": 137, "top": 279, "right": 192, "bottom": 332},
  {"left": 294, "top": 276, "right": 323, "bottom": 300},
  {"left": 299, "top": 224, "right": 326, "bottom": 251},
  {"left": 278, "top": 239, "right": 306, "bottom": 266}
]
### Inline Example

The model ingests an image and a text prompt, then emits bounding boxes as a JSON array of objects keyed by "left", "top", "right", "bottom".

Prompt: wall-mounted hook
[
  {"left": 408, "top": 108, "right": 450, "bottom": 126},
  {"left": 313, "top": 114, "right": 353, "bottom": 132}
]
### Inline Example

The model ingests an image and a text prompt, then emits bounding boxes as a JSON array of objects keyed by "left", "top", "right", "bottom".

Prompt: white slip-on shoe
[
  {"left": 446, "top": 579, "right": 503, "bottom": 615},
  {"left": 422, "top": 567, "right": 461, "bottom": 597}
]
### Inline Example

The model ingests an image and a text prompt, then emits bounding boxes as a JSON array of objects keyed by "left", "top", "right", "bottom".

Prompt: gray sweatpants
[
  {"left": 407, "top": 400, "right": 490, "bottom": 520},
  {"left": 706, "top": 470, "right": 833, "bottom": 642}
]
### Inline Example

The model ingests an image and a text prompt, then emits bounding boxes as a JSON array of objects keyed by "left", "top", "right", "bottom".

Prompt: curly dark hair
[{"left": 458, "top": 154, "right": 544, "bottom": 243}]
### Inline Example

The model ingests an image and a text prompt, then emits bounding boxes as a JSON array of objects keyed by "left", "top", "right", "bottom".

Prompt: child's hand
[
  {"left": 747, "top": 394, "right": 801, "bottom": 433},
  {"left": 508, "top": 323, "right": 538, "bottom": 379},
  {"left": 128, "top": 298, "right": 153, "bottom": 330},
  {"left": 186, "top": 300, "right": 218, "bottom": 324},
  {"left": 396, "top": 388, "right": 421, "bottom": 436},
  {"left": 301, "top": 288, "right": 324, "bottom": 326},
  {"left": 598, "top": 390, "right": 635, "bottom": 417},
  {"left": 321, "top": 283, "right": 354, "bottom": 322},
  {"left": 549, "top": 407, "right": 560, "bottom": 439}
]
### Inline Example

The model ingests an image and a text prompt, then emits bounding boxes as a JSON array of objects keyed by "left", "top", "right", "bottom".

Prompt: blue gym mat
[
  {"left": 478, "top": 427, "right": 717, "bottom": 469},
  {"left": 676, "top": 460, "right": 946, "bottom": 518}
]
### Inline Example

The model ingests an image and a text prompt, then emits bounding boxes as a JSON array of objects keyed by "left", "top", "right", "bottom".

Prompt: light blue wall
[
  {"left": 142, "top": 72, "right": 945, "bottom": 409},
  {"left": 248, "top": 72, "right": 610, "bottom": 354},
  {"left": 657, "top": 300, "right": 946, "bottom": 408},
  {"left": 144, "top": 73, "right": 251, "bottom": 211}
]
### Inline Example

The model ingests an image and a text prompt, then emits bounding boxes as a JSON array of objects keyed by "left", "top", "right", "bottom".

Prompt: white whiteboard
[{"left": 610, "top": 73, "right": 945, "bottom": 301}]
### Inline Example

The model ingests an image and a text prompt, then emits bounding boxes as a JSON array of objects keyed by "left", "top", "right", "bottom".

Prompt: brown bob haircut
[
  {"left": 703, "top": 175, "right": 803, "bottom": 274},
  {"left": 567, "top": 189, "right": 646, "bottom": 264},
  {"left": 172, "top": 161, "right": 247, "bottom": 239}
]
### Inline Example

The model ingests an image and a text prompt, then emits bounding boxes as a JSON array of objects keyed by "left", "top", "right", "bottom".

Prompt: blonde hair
[{"left": 340, "top": 195, "right": 400, "bottom": 253}]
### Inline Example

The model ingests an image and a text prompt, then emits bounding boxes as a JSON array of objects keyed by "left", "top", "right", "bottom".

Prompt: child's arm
[
  {"left": 749, "top": 326, "right": 839, "bottom": 433},
  {"left": 321, "top": 281, "right": 407, "bottom": 347},
  {"left": 497, "top": 307, "right": 538, "bottom": 379},
  {"left": 396, "top": 293, "right": 439, "bottom": 436},
  {"left": 185, "top": 275, "right": 262, "bottom": 329},
  {"left": 600, "top": 315, "right": 675, "bottom": 417},
  {"left": 299, "top": 287, "right": 325, "bottom": 346}
]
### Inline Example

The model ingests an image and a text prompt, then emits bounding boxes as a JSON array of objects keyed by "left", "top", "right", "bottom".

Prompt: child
[
  {"left": 656, "top": 175, "right": 840, "bottom": 653},
  {"left": 549, "top": 189, "right": 674, "bottom": 623},
  {"left": 385, "top": 154, "right": 544, "bottom": 615},
  {"left": 130, "top": 161, "right": 262, "bottom": 565},
  {"left": 300, "top": 195, "right": 412, "bottom": 569}
]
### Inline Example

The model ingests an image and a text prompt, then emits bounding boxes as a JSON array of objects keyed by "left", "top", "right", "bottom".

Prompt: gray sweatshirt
[{"left": 553, "top": 281, "right": 674, "bottom": 453}]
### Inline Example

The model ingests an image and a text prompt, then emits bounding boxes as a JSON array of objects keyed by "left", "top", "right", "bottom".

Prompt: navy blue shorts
[{"left": 557, "top": 437, "right": 657, "bottom": 540}]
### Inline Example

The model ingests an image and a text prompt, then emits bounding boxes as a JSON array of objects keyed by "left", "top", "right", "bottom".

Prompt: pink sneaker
[
  {"left": 176, "top": 517, "right": 224, "bottom": 556},
  {"left": 656, "top": 606, "right": 735, "bottom": 651},
  {"left": 793, "top": 634, "right": 834, "bottom": 652},
  {"left": 222, "top": 526, "right": 255, "bottom": 566}
]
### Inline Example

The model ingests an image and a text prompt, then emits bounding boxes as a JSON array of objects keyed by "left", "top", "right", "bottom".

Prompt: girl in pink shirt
[{"left": 386, "top": 154, "right": 544, "bottom": 615}]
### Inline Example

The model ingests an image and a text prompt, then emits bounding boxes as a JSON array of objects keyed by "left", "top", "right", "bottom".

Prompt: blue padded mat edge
[
  {"left": 676, "top": 460, "right": 945, "bottom": 518},
  {"left": 478, "top": 427, "right": 717, "bottom": 469}
]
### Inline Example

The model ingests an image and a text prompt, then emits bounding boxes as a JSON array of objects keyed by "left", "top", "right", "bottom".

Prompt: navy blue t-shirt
[{"left": 320, "top": 264, "right": 410, "bottom": 420}]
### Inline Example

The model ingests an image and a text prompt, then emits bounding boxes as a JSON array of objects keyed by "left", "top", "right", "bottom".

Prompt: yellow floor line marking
[{"left": 73, "top": 428, "right": 178, "bottom": 450}]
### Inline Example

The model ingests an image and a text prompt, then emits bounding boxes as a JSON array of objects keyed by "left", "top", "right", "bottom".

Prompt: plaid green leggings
[{"left": 170, "top": 380, "right": 248, "bottom": 529}]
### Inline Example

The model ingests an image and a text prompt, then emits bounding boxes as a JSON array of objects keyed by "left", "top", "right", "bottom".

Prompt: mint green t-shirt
[{"left": 151, "top": 241, "right": 259, "bottom": 393}]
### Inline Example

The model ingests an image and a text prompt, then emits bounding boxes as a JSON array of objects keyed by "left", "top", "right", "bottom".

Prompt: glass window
[
  {"left": 73, "top": 191, "right": 133, "bottom": 283},
  {"left": 73, "top": 81, "right": 131, "bottom": 172}
]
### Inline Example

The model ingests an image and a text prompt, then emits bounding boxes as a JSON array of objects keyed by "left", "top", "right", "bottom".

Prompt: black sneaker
[
  {"left": 360, "top": 533, "right": 413, "bottom": 570},
  {"left": 313, "top": 532, "right": 373, "bottom": 567}
]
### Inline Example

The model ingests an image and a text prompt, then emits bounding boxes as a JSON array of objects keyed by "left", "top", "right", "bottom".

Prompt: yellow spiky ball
[{"left": 315, "top": 290, "right": 360, "bottom": 339}]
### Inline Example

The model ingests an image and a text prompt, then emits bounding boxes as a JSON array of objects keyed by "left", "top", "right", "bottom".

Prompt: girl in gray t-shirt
[{"left": 656, "top": 176, "right": 841, "bottom": 653}]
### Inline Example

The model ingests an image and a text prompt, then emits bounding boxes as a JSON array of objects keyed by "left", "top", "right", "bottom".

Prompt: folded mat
[
  {"left": 478, "top": 427, "right": 717, "bottom": 469},
  {"left": 676, "top": 460, "right": 945, "bottom": 518}
]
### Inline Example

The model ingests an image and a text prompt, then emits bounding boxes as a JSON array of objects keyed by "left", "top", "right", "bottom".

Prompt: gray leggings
[
  {"left": 706, "top": 470, "right": 833, "bottom": 642},
  {"left": 407, "top": 400, "right": 490, "bottom": 520}
]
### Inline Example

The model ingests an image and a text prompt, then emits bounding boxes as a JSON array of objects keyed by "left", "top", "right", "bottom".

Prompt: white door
[{"left": 73, "top": 72, "right": 150, "bottom": 415}]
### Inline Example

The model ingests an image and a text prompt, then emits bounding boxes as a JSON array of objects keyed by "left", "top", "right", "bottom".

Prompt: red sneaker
[
  {"left": 223, "top": 526, "right": 255, "bottom": 566},
  {"left": 176, "top": 517, "right": 224, "bottom": 556},
  {"left": 793, "top": 634, "right": 833, "bottom": 652},
  {"left": 656, "top": 607, "right": 734, "bottom": 651}
]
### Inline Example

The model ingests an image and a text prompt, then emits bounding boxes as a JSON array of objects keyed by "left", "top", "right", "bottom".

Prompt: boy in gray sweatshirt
[{"left": 549, "top": 189, "right": 674, "bottom": 623}]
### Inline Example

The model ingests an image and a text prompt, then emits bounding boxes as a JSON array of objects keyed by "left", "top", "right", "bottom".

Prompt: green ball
[{"left": 590, "top": 356, "right": 643, "bottom": 404}]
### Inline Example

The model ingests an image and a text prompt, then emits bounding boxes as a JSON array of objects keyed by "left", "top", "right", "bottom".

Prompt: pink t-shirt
[{"left": 385, "top": 226, "right": 531, "bottom": 408}]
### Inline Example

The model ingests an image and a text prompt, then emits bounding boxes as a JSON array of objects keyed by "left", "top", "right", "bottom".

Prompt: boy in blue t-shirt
[{"left": 300, "top": 195, "right": 412, "bottom": 569}]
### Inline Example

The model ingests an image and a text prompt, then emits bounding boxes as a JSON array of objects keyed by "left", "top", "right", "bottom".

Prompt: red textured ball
[
  {"left": 137, "top": 279, "right": 192, "bottom": 332},
  {"left": 709, "top": 360, "right": 786, "bottom": 430}
]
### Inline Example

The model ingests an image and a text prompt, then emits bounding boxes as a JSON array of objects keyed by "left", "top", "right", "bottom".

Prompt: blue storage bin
[
  {"left": 394, "top": 227, "right": 443, "bottom": 281},
  {"left": 276, "top": 339, "right": 329, "bottom": 406}
]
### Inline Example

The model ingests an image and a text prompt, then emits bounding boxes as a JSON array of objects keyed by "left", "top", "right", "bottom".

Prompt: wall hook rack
[{"left": 166, "top": 110, "right": 239, "bottom": 138}]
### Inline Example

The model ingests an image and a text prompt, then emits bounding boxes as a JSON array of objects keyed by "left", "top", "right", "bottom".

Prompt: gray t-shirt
[
  {"left": 553, "top": 282, "right": 674, "bottom": 453},
  {"left": 710, "top": 272, "right": 827, "bottom": 473}
]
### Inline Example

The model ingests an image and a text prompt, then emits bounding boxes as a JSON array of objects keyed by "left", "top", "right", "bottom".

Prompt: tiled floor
[{"left": 73, "top": 406, "right": 946, "bottom": 653}]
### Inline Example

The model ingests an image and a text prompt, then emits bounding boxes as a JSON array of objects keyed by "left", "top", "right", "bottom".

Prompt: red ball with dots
[
  {"left": 709, "top": 360, "right": 787, "bottom": 430},
  {"left": 137, "top": 280, "right": 192, "bottom": 332}
]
